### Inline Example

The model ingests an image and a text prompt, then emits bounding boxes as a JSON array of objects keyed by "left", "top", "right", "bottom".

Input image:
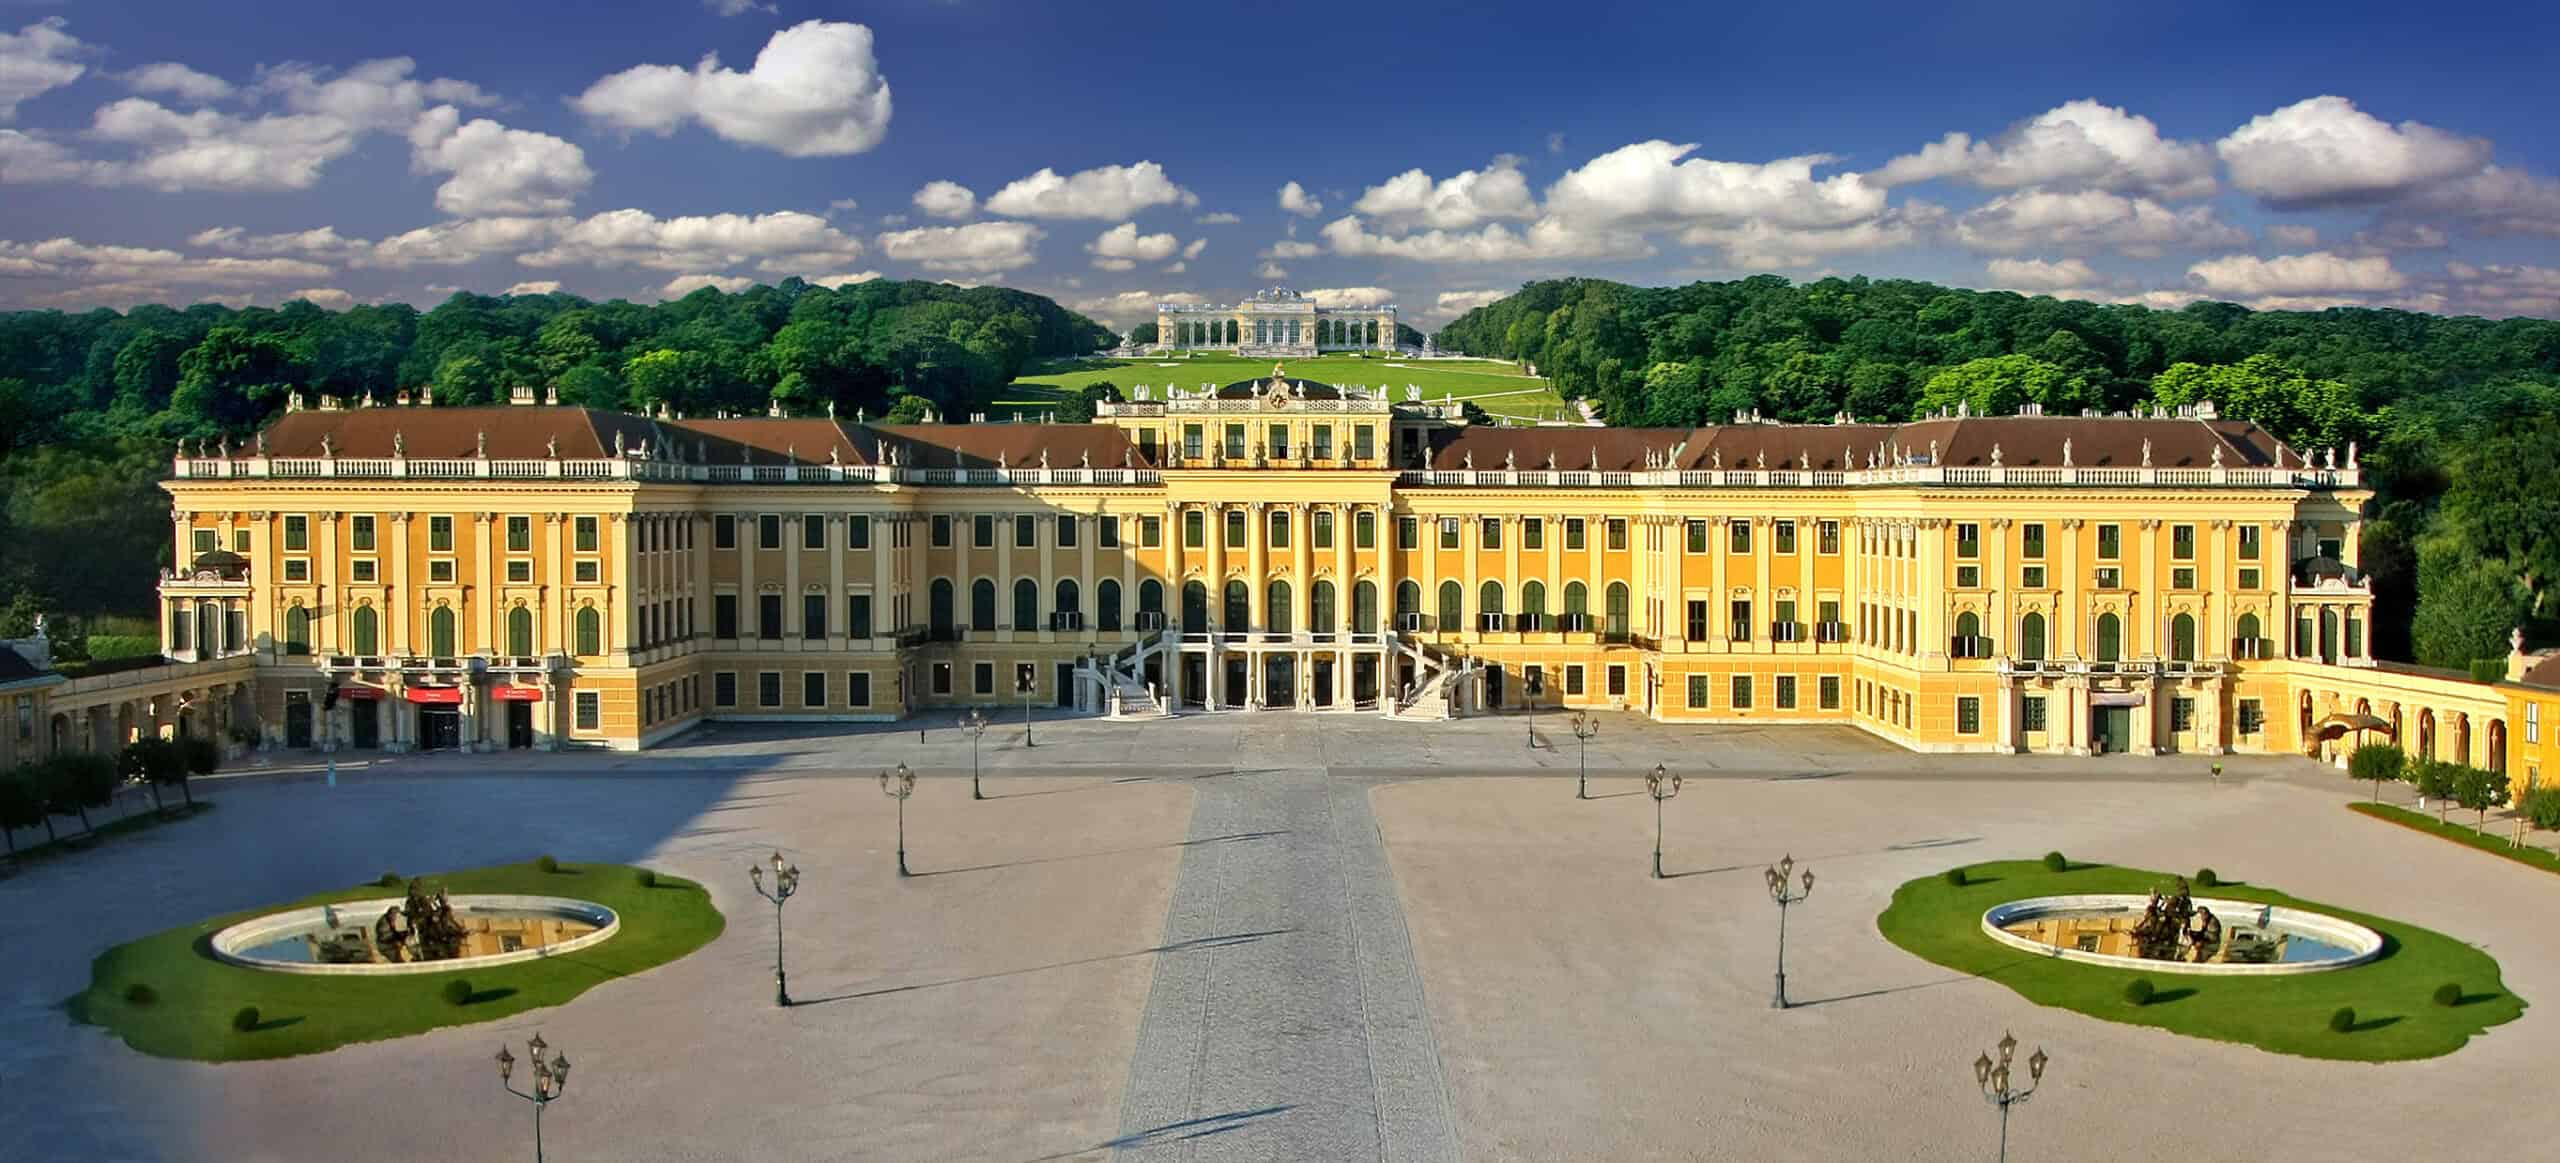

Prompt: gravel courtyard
[{"left": 1, "top": 709, "right": 2551, "bottom": 1161}]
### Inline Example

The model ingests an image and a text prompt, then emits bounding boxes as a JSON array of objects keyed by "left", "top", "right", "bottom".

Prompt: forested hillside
[
  {"left": 1437, "top": 276, "right": 2560, "bottom": 668},
  {"left": 0, "top": 279, "right": 1115, "bottom": 639}
]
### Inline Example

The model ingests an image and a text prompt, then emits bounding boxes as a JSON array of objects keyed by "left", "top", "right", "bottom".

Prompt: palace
[
  {"left": 1155, "top": 288, "right": 1397, "bottom": 356},
  {"left": 0, "top": 365, "right": 2545, "bottom": 792}
]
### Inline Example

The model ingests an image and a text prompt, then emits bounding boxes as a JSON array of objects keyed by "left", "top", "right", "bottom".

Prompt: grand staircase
[
  {"left": 1076, "top": 626, "right": 1176, "bottom": 719},
  {"left": 1386, "top": 632, "right": 1475, "bottom": 720}
]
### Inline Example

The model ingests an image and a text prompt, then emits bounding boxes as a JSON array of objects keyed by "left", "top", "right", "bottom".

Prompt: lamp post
[
  {"left": 1016, "top": 663, "right": 1035, "bottom": 748},
  {"left": 962, "top": 707, "right": 989, "bottom": 800},
  {"left": 880, "top": 762, "right": 915, "bottom": 876},
  {"left": 494, "top": 1032, "right": 571, "bottom": 1163},
  {"left": 1570, "top": 712, "right": 1598, "bottom": 800},
  {"left": 1524, "top": 670, "right": 1543, "bottom": 749},
  {"left": 748, "top": 850, "right": 800, "bottom": 1007},
  {"left": 1764, "top": 854, "right": 1814, "bottom": 1008},
  {"left": 1645, "top": 762, "right": 1680, "bottom": 879},
  {"left": 1972, "top": 1031, "right": 2050, "bottom": 1163}
]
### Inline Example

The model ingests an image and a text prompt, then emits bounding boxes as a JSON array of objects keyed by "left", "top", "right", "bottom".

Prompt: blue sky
[{"left": 7, "top": 0, "right": 2560, "bottom": 325}]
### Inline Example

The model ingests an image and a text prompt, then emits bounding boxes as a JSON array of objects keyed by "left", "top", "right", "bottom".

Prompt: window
[
  {"left": 848, "top": 515, "right": 871, "bottom": 549},
  {"left": 1086, "top": 514, "right": 1113, "bottom": 549},
  {"left": 192, "top": 528, "right": 217, "bottom": 555},
  {"left": 1729, "top": 521, "right": 1752, "bottom": 554},
  {"left": 1607, "top": 665, "right": 1627, "bottom": 697},
  {"left": 505, "top": 560, "right": 531, "bottom": 584},
  {"left": 803, "top": 594, "right": 827, "bottom": 640},
  {"left": 2097, "top": 523, "right": 2121, "bottom": 559},
  {"left": 1731, "top": 675, "right": 1754, "bottom": 709},
  {"left": 1522, "top": 518, "right": 1543, "bottom": 550},
  {"left": 2173, "top": 524, "right": 2196, "bottom": 560},
  {"left": 506, "top": 515, "right": 531, "bottom": 552},
  {"left": 2021, "top": 523, "right": 2045, "bottom": 558},
  {"left": 507, "top": 606, "right": 534, "bottom": 656},
  {"left": 1355, "top": 425, "right": 1376, "bottom": 460},
  {"left": 1225, "top": 509, "right": 1246, "bottom": 549},
  {"left": 284, "top": 559, "right": 311, "bottom": 582},
  {"left": 567, "top": 515, "right": 596, "bottom": 553},
  {"left": 2095, "top": 612, "right": 2123, "bottom": 662},
  {"left": 1956, "top": 565, "right": 1980, "bottom": 589},
  {"left": 931, "top": 664, "right": 952, "bottom": 695},
  {"left": 847, "top": 672, "right": 872, "bottom": 707},
  {"left": 429, "top": 515, "right": 453, "bottom": 552},
  {"left": 931, "top": 515, "right": 952, "bottom": 548},
  {"left": 1268, "top": 423, "right": 1289, "bottom": 459},
  {"left": 1688, "top": 675, "right": 1711, "bottom": 709},
  {"left": 1140, "top": 515, "right": 1161, "bottom": 547},
  {"left": 1686, "top": 600, "right": 1710, "bottom": 641},
  {"left": 1013, "top": 578, "right": 1039, "bottom": 631},
  {"left": 2095, "top": 566, "right": 2122, "bottom": 589},
  {"left": 2237, "top": 698, "right": 2263, "bottom": 735},
  {"left": 1313, "top": 424, "right": 1334, "bottom": 459},
  {"left": 1818, "top": 675, "right": 1840, "bottom": 710},
  {"left": 1014, "top": 514, "right": 1036, "bottom": 548},
  {"left": 2021, "top": 565, "right": 2047, "bottom": 589},
  {"left": 2234, "top": 612, "right": 2265, "bottom": 658},
  {"left": 1818, "top": 521, "right": 1840, "bottom": 555},
  {"left": 1183, "top": 424, "right": 1204, "bottom": 459},
  {"left": 1952, "top": 611, "right": 1986, "bottom": 657},
  {"left": 284, "top": 515, "right": 309, "bottom": 551},
  {"left": 575, "top": 691, "right": 601, "bottom": 731},
  {"left": 715, "top": 594, "right": 739, "bottom": 638},
  {"left": 2023, "top": 696, "right": 2048, "bottom": 733},
  {"left": 715, "top": 514, "right": 738, "bottom": 549},
  {"left": 2239, "top": 567, "right": 2262, "bottom": 590},
  {"left": 1565, "top": 518, "right": 1586, "bottom": 551},
  {"left": 759, "top": 595, "right": 783, "bottom": 640},
  {"left": 758, "top": 672, "right": 783, "bottom": 708},
  {"left": 1730, "top": 600, "right": 1753, "bottom": 642},
  {"left": 1398, "top": 516, "right": 1420, "bottom": 550},
  {"left": 2019, "top": 612, "right": 2047, "bottom": 661},
  {"left": 2525, "top": 702, "right": 2539, "bottom": 744},
  {"left": 233, "top": 529, "right": 250, "bottom": 552},
  {"left": 1606, "top": 519, "right": 1628, "bottom": 551},
  {"left": 428, "top": 606, "right": 457, "bottom": 656},
  {"left": 2173, "top": 567, "right": 2196, "bottom": 591},
  {"left": 1269, "top": 511, "right": 1291, "bottom": 549},
  {"left": 1566, "top": 665, "right": 1586, "bottom": 696},
  {"left": 351, "top": 515, "right": 375, "bottom": 551},
  {"left": 1955, "top": 523, "right": 1979, "bottom": 558},
  {"left": 973, "top": 515, "right": 995, "bottom": 549},
  {"left": 350, "top": 605, "right": 379, "bottom": 655},
  {"left": 1313, "top": 510, "right": 1334, "bottom": 549},
  {"left": 974, "top": 661, "right": 995, "bottom": 696},
  {"left": 848, "top": 594, "right": 873, "bottom": 639},
  {"left": 1184, "top": 510, "right": 1205, "bottom": 549},
  {"left": 576, "top": 606, "right": 602, "bottom": 655},
  {"left": 282, "top": 605, "right": 311, "bottom": 655},
  {"left": 795, "top": 515, "right": 822, "bottom": 550},
  {"left": 1774, "top": 599, "right": 1800, "bottom": 642},
  {"left": 2238, "top": 525, "right": 2261, "bottom": 560},
  {"left": 1480, "top": 517, "right": 1501, "bottom": 550},
  {"left": 1438, "top": 580, "right": 1463, "bottom": 628},
  {"left": 1224, "top": 423, "right": 1246, "bottom": 460},
  {"left": 1957, "top": 696, "right": 1981, "bottom": 735},
  {"left": 803, "top": 671, "right": 827, "bottom": 708},
  {"left": 1687, "top": 520, "right": 1710, "bottom": 554},
  {"left": 2171, "top": 696, "right": 2195, "bottom": 733},
  {"left": 1776, "top": 675, "right": 1798, "bottom": 709},
  {"left": 1439, "top": 518, "right": 1460, "bottom": 550},
  {"left": 1775, "top": 520, "right": 1798, "bottom": 554},
  {"left": 1355, "top": 511, "right": 1377, "bottom": 549}
]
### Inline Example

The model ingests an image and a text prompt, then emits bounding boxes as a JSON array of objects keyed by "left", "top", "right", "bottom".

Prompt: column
[
  {"left": 1040, "top": 512, "right": 1060, "bottom": 640},
  {"left": 1544, "top": 512, "right": 1564, "bottom": 639},
  {"left": 1916, "top": 519, "right": 1945, "bottom": 664},
  {"left": 1460, "top": 511, "right": 1480, "bottom": 634},
  {"left": 1376, "top": 505, "right": 1399, "bottom": 636},
  {"left": 871, "top": 511, "right": 893, "bottom": 644},
  {"left": 996, "top": 511, "right": 1016, "bottom": 640},
  {"left": 1203, "top": 504, "right": 1225, "bottom": 631},
  {"left": 391, "top": 513, "right": 414, "bottom": 655},
  {"left": 784, "top": 514, "right": 803, "bottom": 645},
  {"left": 829, "top": 515, "right": 847, "bottom": 650},
  {"left": 2138, "top": 519, "right": 2161, "bottom": 658},
  {"left": 318, "top": 512, "right": 341, "bottom": 653},
  {"left": 608, "top": 515, "right": 633, "bottom": 663},
  {"left": 2059, "top": 520, "right": 2082, "bottom": 659},
  {"left": 1988, "top": 518, "right": 2011, "bottom": 658},
  {"left": 1247, "top": 503, "right": 1269, "bottom": 630},
  {"left": 2208, "top": 520, "right": 2229, "bottom": 658},
  {"left": 1752, "top": 519, "right": 1773, "bottom": 652},
  {"left": 1708, "top": 518, "right": 1728, "bottom": 648},
  {"left": 546, "top": 514, "right": 568, "bottom": 652},
  {"left": 2273, "top": 520, "right": 2295, "bottom": 657},
  {"left": 738, "top": 511, "right": 758, "bottom": 638},
  {"left": 1797, "top": 515, "right": 1817, "bottom": 649}
]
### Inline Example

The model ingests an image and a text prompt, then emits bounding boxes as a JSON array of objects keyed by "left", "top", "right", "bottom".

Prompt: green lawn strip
[
  {"left": 1003, "top": 354, "right": 1561, "bottom": 409},
  {"left": 1876, "top": 859, "right": 2522, "bottom": 1061},
  {"left": 7, "top": 801, "right": 217, "bottom": 869},
  {"left": 2349, "top": 802, "right": 2560, "bottom": 876},
  {"left": 67, "top": 860, "right": 723, "bottom": 1062}
]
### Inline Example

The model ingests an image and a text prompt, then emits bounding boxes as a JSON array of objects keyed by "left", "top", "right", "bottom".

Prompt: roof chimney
[
  {"left": 510, "top": 385, "right": 537, "bottom": 406},
  {"left": 395, "top": 389, "right": 411, "bottom": 406},
  {"left": 545, "top": 386, "right": 559, "bottom": 406}
]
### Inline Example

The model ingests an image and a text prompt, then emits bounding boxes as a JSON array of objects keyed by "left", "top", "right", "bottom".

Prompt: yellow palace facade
[{"left": 152, "top": 369, "right": 2521, "bottom": 771}]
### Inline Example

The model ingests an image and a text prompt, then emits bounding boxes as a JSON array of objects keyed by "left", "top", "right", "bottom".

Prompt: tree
[
  {"left": 1126, "top": 322, "right": 1158, "bottom": 346},
  {"left": 2148, "top": 354, "right": 2368, "bottom": 450},
  {"left": 2347, "top": 743, "right": 2406, "bottom": 804},
  {"left": 2413, "top": 760, "right": 2460, "bottom": 824},
  {"left": 116, "top": 737, "right": 172, "bottom": 812},
  {"left": 2409, "top": 541, "right": 2526, "bottom": 669},
  {"left": 39, "top": 751, "right": 117, "bottom": 838},
  {"left": 1910, "top": 354, "right": 2093, "bottom": 419},
  {"left": 167, "top": 326, "right": 307, "bottom": 436},
  {"left": 552, "top": 363, "right": 625, "bottom": 409},
  {"left": 883, "top": 394, "right": 933, "bottom": 423},
  {"left": 2452, "top": 764, "right": 2512, "bottom": 833},
  {"left": 2438, "top": 415, "right": 2560, "bottom": 617},
  {"left": 0, "top": 763, "right": 47, "bottom": 853},
  {"left": 175, "top": 734, "right": 218, "bottom": 808},
  {"left": 1054, "top": 380, "right": 1121, "bottom": 423}
]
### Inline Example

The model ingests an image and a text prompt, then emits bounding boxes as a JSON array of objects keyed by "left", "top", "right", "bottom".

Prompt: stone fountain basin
[
  {"left": 209, "top": 894, "right": 619, "bottom": 976},
  {"left": 1980, "top": 894, "right": 2385, "bottom": 976}
]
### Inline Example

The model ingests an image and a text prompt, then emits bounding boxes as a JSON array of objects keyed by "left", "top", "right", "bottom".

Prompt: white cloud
[
  {"left": 660, "top": 273, "right": 755, "bottom": 297},
  {"left": 365, "top": 216, "right": 569, "bottom": 267},
  {"left": 912, "top": 179, "right": 975, "bottom": 220},
  {"left": 1180, "top": 238, "right": 1206, "bottom": 261},
  {"left": 1318, "top": 214, "right": 1651, "bottom": 264},
  {"left": 1277, "top": 180, "right": 1324, "bottom": 217},
  {"left": 2265, "top": 224, "right": 2321, "bottom": 248},
  {"left": 189, "top": 225, "right": 374, "bottom": 261},
  {"left": 0, "top": 19, "right": 85, "bottom": 123},
  {"left": 2353, "top": 221, "right": 2449, "bottom": 251},
  {"left": 52, "top": 58, "right": 499, "bottom": 193},
  {"left": 407, "top": 105, "right": 592, "bottom": 216},
  {"left": 1546, "top": 132, "right": 1566, "bottom": 154},
  {"left": 1677, "top": 205, "right": 1940, "bottom": 268},
  {"left": 1953, "top": 189, "right": 2246, "bottom": 257},
  {"left": 1262, "top": 239, "right": 1322, "bottom": 259},
  {"left": 287, "top": 286, "right": 354, "bottom": 309},
  {"left": 1351, "top": 156, "right": 1540, "bottom": 228},
  {"left": 2401, "top": 166, "right": 2560, "bottom": 238},
  {"left": 808, "top": 270, "right": 882, "bottom": 287},
  {"left": 1876, "top": 100, "right": 2216, "bottom": 199},
  {"left": 1434, "top": 288, "right": 1509, "bottom": 317},
  {"left": 2439, "top": 261, "right": 2560, "bottom": 319},
  {"left": 2217, "top": 96, "right": 2491, "bottom": 208},
  {"left": 0, "top": 235, "right": 333, "bottom": 309},
  {"left": 703, "top": 0, "right": 776, "bottom": 15},
  {"left": 0, "top": 128, "right": 96, "bottom": 182},
  {"left": 1545, "top": 141, "right": 1887, "bottom": 231},
  {"left": 984, "top": 161, "right": 1194, "bottom": 219},
  {"left": 1255, "top": 260, "right": 1288, "bottom": 279},
  {"left": 503, "top": 280, "right": 563, "bottom": 295},
  {"left": 1985, "top": 257, "right": 2105, "bottom": 291},
  {"left": 1085, "top": 221, "right": 1180, "bottom": 270},
  {"left": 1071, "top": 289, "right": 1203, "bottom": 326},
  {"left": 826, "top": 197, "right": 859, "bottom": 214},
  {"left": 574, "top": 20, "right": 892, "bottom": 157},
  {"left": 874, "top": 220, "right": 1042, "bottom": 272},
  {"left": 122, "top": 62, "right": 232, "bottom": 105},
  {"left": 1160, "top": 261, "right": 1186, "bottom": 274},
  {"left": 2186, "top": 250, "right": 2407, "bottom": 298},
  {"left": 522, "top": 208, "right": 865, "bottom": 272},
  {"left": 1300, "top": 286, "right": 1392, "bottom": 309},
  {"left": 1195, "top": 211, "right": 1241, "bottom": 225}
]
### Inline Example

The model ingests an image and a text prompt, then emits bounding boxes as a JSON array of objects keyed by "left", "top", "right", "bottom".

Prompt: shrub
[
  {"left": 443, "top": 979, "right": 473, "bottom": 1007},
  {"left": 635, "top": 868, "right": 658, "bottom": 888},
  {"left": 232, "top": 1005, "right": 262, "bottom": 1032},
  {"left": 2526, "top": 786, "right": 2560, "bottom": 830},
  {"left": 535, "top": 854, "right": 559, "bottom": 874},
  {"left": 2328, "top": 1006, "right": 2356, "bottom": 1033},
  {"left": 2123, "top": 978, "right": 2155, "bottom": 1006},
  {"left": 123, "top": 983, "right": 157, "bottom": 1007},
  {"left": 1942, "top": 867, "right": 1966, "bottom": 887},
  {"left": 2195, "top": 868, "right": 2219, "bottom": 888},
  {"left": 2433, "top": 982, "right": 2463, "bottom": 1007},
  {"left": 2468, "top": 657, "right": 2508, "bottom": 684},
  {"left": 2042, "top": 851, "right": 2069, "bottom": 872},
  {"left": 376, "top": 871, "right": 403, "bottom": 888}
]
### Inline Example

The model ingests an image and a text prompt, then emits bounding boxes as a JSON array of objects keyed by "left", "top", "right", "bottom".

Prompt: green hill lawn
[{"left": 991, "top": 352, "right": 1573, "bottom": 422}]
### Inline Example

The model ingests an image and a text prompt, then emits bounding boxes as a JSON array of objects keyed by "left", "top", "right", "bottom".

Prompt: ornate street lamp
[
  {"left": 1764, "top": 854, "right": 1814, "bottom": 1008},
  {"left": 494, "top": 1032, "right": 572, "bottom": 1163},
  {"left": 1570, "top": 712, "right": 1598, "bottom": 800},
  {"left": 880, "top": 762, "right": 915, "bottom": 876},
  {"left": 1524, "top": 669, "right": 1544, "bottom": 750},
  {"left": 748, "top": 850, "right": 800, "bottom": 1007},
  {"left": 1972, "top": 1031, "right": 2050, "bottom": 1163},
  {"left": 962, "top": 707, "right": 990, "bottom": 800},
  {"left": 1645, "top": 762, "right": 1680, "bottom": 879}
]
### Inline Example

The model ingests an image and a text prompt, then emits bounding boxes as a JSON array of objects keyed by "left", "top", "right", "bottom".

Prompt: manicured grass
[
  {"left": 1877, "top": 859, "right": 2523, "bottom": 1061},
  {"left": 67, "top": 860, "right": 723, "bottom": 1061},
  {"left": 2350, "top": 802, "right": 2560, "bottom": 876},
  {"left": 996, "top": 353, "right": 1571, "bottom": 421}
]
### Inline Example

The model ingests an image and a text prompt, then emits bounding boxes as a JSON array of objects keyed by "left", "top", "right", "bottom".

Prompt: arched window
[
  {"left": 1605, "top": 582, "right": 1630, "bottom": 637},
  {"left": 971, "top": 579, "right": 997, "bottom": 631},
  {"left": 2018, "top": 612, "right": 2046, "bottom": 661},
  {"left": 1098, "top": 579, "right": 1123, "bottom": 631},
  {"left": 1479, "top": 580, "right": 1505, "bottom": 618},
  {"left": 1395, "top": 579, "right": 1421, "bottom": 623},
  {"left": 930, "top": 578, "right": 956, "bottom": 634},
  {"left": 283, "top": 605, "right": 311, "bottom": 656},
  {"left": 2419, "top": 708, "right": 2437, "bottom": 760},
  {"left": 1137, "top": 578, "right": 1163, "bottom": 617},
  {"left": 1223, "top": 579, "right": 1249, "bottom": 629},
  {"left": 2319, "top": 608, "right": 2340, "bottom": 664},
  {"left": 1181, "top": 580, "right": 1208, "bottom": 630},
  {"left": 429, "top": 606, "right": 458, "bottom": 657},
  {"left": 351, "top": 605, "right": 379, "bottom": 656},
  {"left": 2489, "top": 719, "right": 2508, "bottom": 773},
  {"left": 1437, "top": 580, "right": 1463, "bottom": 628},
  {"left": 573, "top": 606, "right": 600, "bottom": 656},
  {"left": 1521, "top": 580, "right": 1548, "bottom": 618},
  {"left": 1353, "top": 580, "right": 1379, "bottom": 634},
  {"left": 1951, "top": 611, "right": 1980, "bottom": 657},
  {"left": 1311, "top": 580, "right": 1336, "bottom": 634},
  {"left": 1267, "top": 580, "right": 1293, "bottom": 634},
  {"left": 1564, "top": 581, "right": 1589, "bottom": 616},
  {"left": 507, "top": 606, "right": 534, "bottom": 656},
  {"left": 2170, "top": 613, "right": 2197, "bottom": 662},
  {"left": 1056, "top": 577, "right": 1081, "bottom": 617},
  {"left": 2235, "top": 611, "right": 2262, "bottom": 658},
  {"left": 2453, "top": 715, "right": 2471, "bottom": 765},
  {"left": 2094, "top": 612, "right": 2122, "bottom": 662},
  {"left": 1013, "top": 578, "right": 1039, "bottom": 631}
]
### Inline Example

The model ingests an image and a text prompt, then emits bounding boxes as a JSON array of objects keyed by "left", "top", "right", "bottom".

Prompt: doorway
[
  {"left": 1182, "top": 655, "right": 1207, "bottom": 709},
  {"left": 1312, "top": 658, "right": 1335, "bottom": 708},
  {"left": 1223, "top": 657, "right": 1249, "bottom": 709},
  {"left": 349, "top": 701, "right": 380, "bottom": 749},
  {"left": 418, "top": 707, "right": 461, "bottom": 751},
  {"left": 1483, "top": 664, "right": 1505, "bottom": 709},
  {"left": 284, "top": 694, "right": 314, "bottom": 748},
  {"left": 1353, "top": 656, "right": 1379, "bottom": 706},
  {"left": 506, "top": 701, "right": 534, "bottom": 750},
  {"left": 2094, "top": 706, "right": 2133, "bottom": 754},
  {"left": 1056, "top": 662, "right": 1075, "bottom": 709},
  {"left": 1264, "top": 655, "right": 1295, "bottom": 710}
]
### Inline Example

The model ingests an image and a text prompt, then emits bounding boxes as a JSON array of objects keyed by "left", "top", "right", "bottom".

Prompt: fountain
[
  {"left": 211, "top": 879, "right": 619, "bottom": 976},
  {"left": 1981, "top": 878, "right": 2383, "bottom": 976}
]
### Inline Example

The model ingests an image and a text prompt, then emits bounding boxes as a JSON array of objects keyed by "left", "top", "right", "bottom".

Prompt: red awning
[
  {"left": 337, "top": 686, "right": 384, "bottom": 701},
  {"left": 490, "top": 685, "right": 544, "bottom": 702},
  {"left": 404, "top": 686, "right": 465, "bottom": 705}
]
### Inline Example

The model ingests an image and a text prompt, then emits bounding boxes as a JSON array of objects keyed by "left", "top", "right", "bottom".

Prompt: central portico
[{"left": 1153, "top": 287, "right": 1399, "bottom": 356}]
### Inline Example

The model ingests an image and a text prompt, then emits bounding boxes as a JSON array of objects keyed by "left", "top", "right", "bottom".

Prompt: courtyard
[{"left": 2, "top": 711, "right": 2552, "bottom": 1161}]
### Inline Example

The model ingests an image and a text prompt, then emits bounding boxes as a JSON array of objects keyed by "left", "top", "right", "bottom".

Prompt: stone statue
[
  {"left": 256, "top": 432, "right": 268, "bottom": 456},
  {"left": 370, "top": 878, "right": 471, "bottom": 963},
  {"left": 1990, "top": 443, "right": 2004, "bottom": 467},
  {"left": 546, "top": 434, "right": 559, "bottom": 458},
  {"left": 2128, "top": 877, "right": 2222, "bottom": 963},
  {"left": 319, "top": 434, "right": 334, "bottom": 457},
  {"left": 2211, "top": 446, "right": 2223, "bottom": 468},
  {"left": 1462, "top": 450, "right": 1474, "bottom": 469},
  {"left": 1712, "top": 449, "right": 1722, "bottom": 470},
  {"left": 2141, "top": 438, "right": 2153, "bottom": 467},
  {"left": 476, "top": 430, "right": 488, "bottom": 458},
  {"left": 2061, "top": 438, "right": 2073, "bottom": 467},
  {"left": 614, "top": 430, "right": 627, "bottom": 457},
  {"left": 1039, "top": 447, "right": 1050, "bottom": 469},
  {"left": 1505, "top": 449, "right": 1517, "bottom": 471},
  {"left": 393, "top": 430, "right": 406, "bottom": 457}
]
